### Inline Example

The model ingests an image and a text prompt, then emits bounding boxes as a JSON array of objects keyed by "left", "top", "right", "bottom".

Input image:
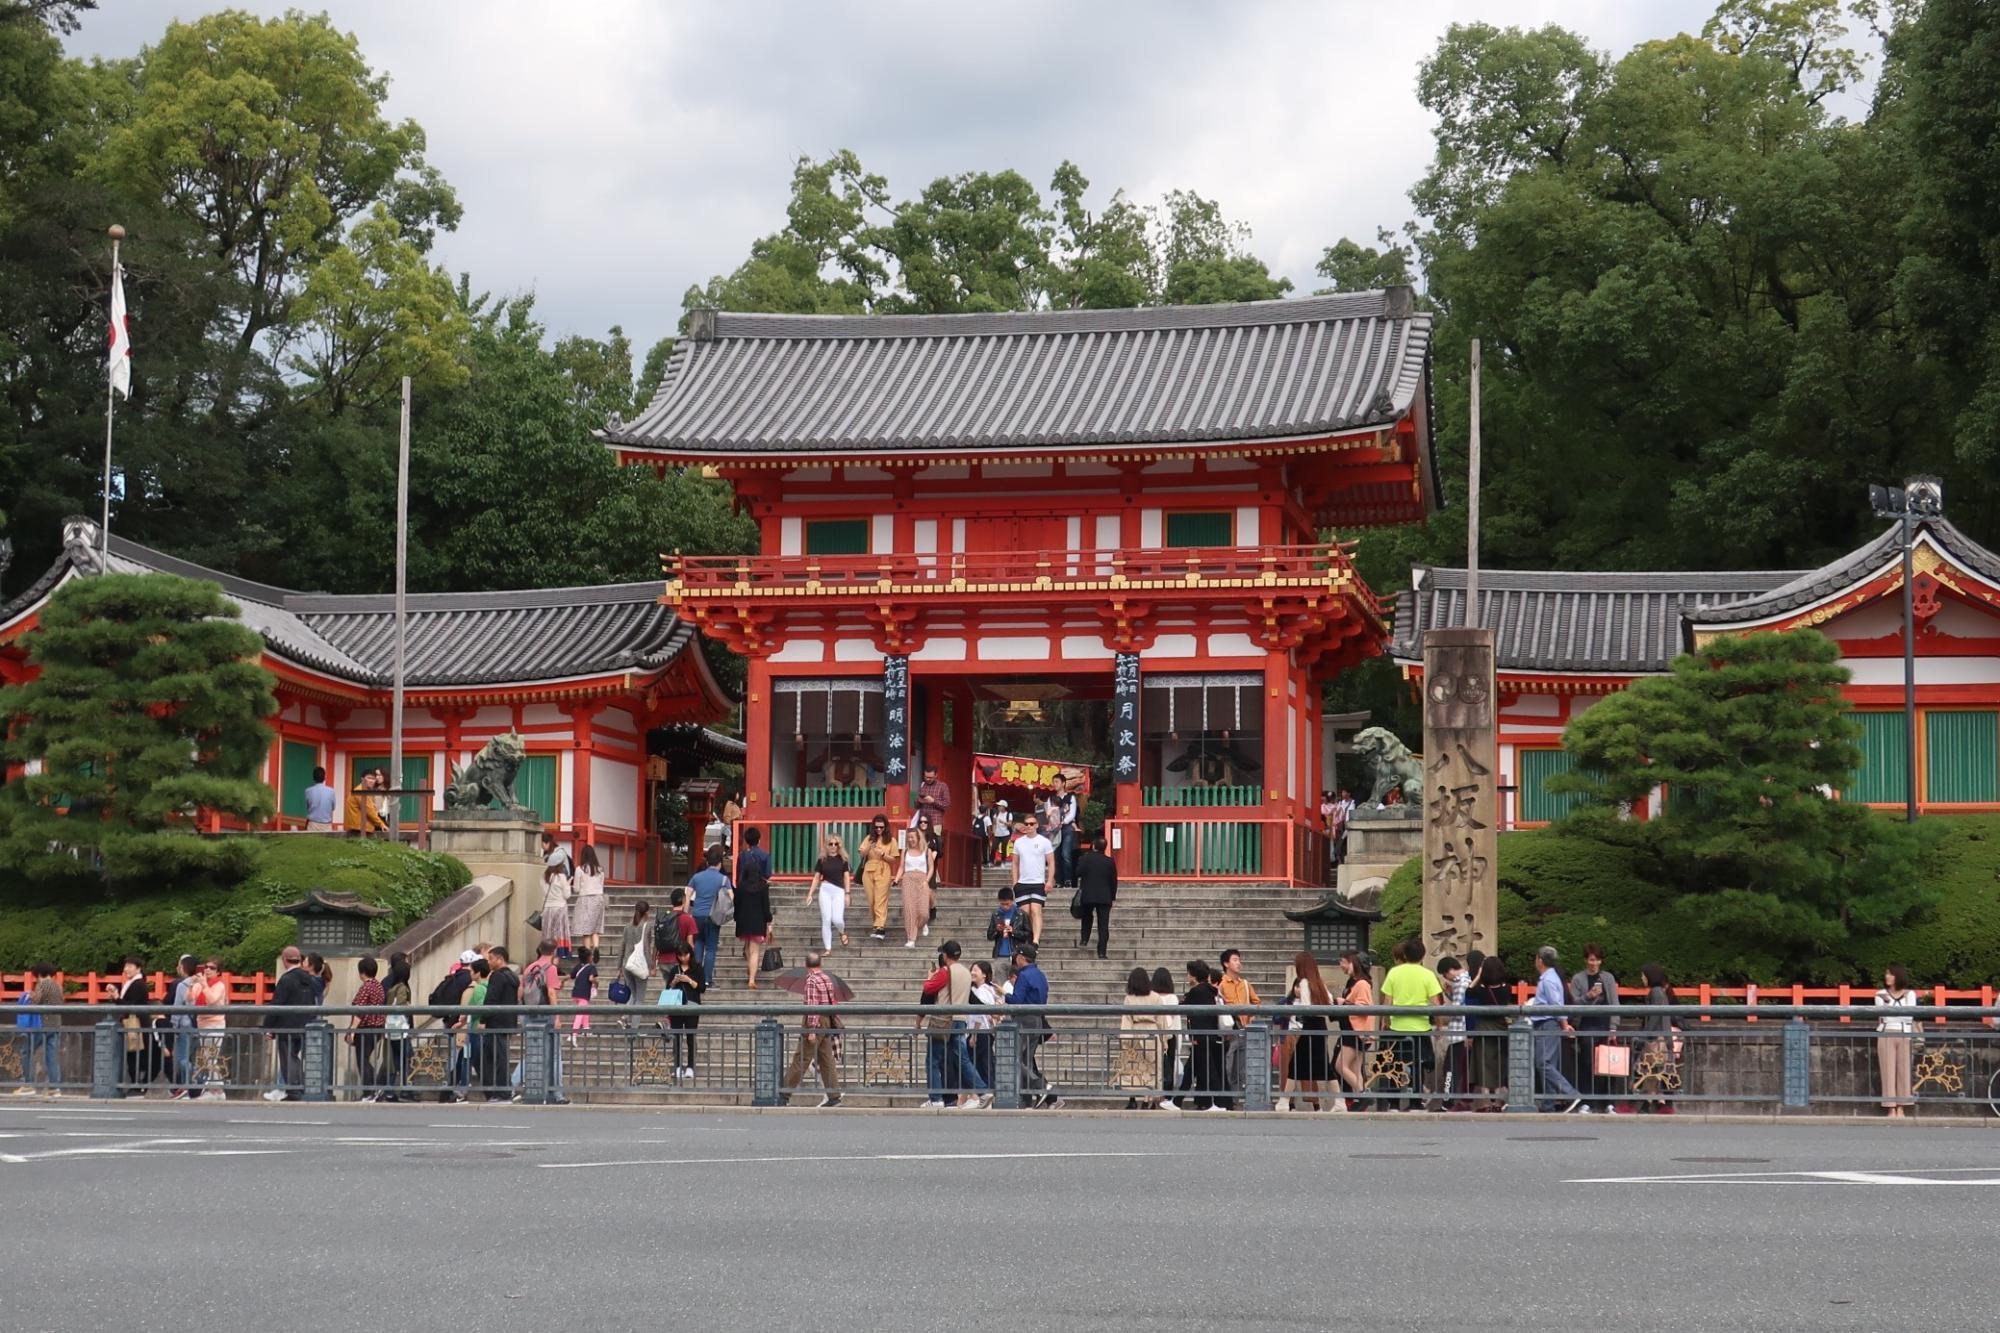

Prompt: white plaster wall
[
  {"left": 914, "top": 520, "right": 937, "bottom": 553},
  {"left": 1143, "top": 634, "right": 1199, "bottom": 658},
  {"left": 1061, "top": 635, "right": 1115, "bottom": 660},
  {"left": 871, "top": 514, "right": 892, "bottom": 553},
  {"left": 912, "top": 637, "right": 968, "bottom": 661},
  {"left": 469, "top": 707, "right": 511, "bottom": 729},
  {"left": 523, "top": 703, "right": 565, "bottom": 727},
  {"left": 1286, "top": 702, "right": 1298, "bottom": 801},
  {"left": 590, "top": 754, "right": 640, "bottom": 829},
  {"left": 1846, "top": 656, "right": 2000, "bottom": 686},
  {"left": 979, "top": 636, "right": 1052, "bottom": 660},
  {"left": 559, "top": 751, "right": 575, "bottom": 825},
  {"left": 1501, "top": 695, "right": 1562, "bottom": 719},
  {"left": 986, "top": 463, "right": 1054, "bottom": 479},
  {"left": 1203, "top": 633, "right": 1259, "bottom": 658},
  {"left": 780, "top": 517, "right": 803, "bottom": 557},
  {"left": 1141, "top": 510, "right": 1162, "bottom": 547},
  {"left": 1236, "top": 506, "right": 1260, "bottom": 547},
  {"left": 596, "top": 708, "right": 636, "bottom": 734},
  {"left": 834, "top": 639, "right": 885, "bottom": 664},
  {"left": 771, "top": 640, "right": 827, "bottom": 663}
]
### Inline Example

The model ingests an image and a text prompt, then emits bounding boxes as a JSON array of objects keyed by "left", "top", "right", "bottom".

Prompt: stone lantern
[
  {"left": 273, "top": 890, "right": 390, "bottom": 958},
  {"left": 1284, "top": 893, "right": 1384, "bottom": 967}
]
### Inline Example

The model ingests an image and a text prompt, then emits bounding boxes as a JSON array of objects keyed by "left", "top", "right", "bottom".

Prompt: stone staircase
[{"left": 594, "top": 867, "right": 1313, "bottom": 1009}]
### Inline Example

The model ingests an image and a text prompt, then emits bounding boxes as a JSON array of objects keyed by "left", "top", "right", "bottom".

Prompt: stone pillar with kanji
[{"left": 1420, "top": 628, "right": 1497, "bottom": 962}]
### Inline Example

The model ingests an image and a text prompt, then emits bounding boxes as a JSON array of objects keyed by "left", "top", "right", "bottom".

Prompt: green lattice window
[
  {"left": 1516, "top": 748, "right": 1583, "bottom": 823},
  {"left": 1926, "top": 710, "right": 1998, "bottom": 804},
  {"left": 805, "top": 519, "right": 870, "bottom": 556},
  {"left": 514, "top": 754, "right": 558, "bottom": 824},
  {"left": 1164, "top": 511, "right": 1233, "bottom": 548},
  {"left": 1843, "top": 711, "right": 1908, "bottom": 805},
  {"left": 279, "top": 740, "right": 319, "bottom": 820}
]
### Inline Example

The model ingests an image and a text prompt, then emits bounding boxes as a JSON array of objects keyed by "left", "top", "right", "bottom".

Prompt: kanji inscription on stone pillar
[{"left": 1421, "top": 628, "right": 1496, "bottom": 962}]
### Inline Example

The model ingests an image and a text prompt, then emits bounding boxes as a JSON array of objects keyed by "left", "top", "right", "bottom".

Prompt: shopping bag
[{"left": 1593, "top": 1042, "right": 1631, "bottom": 1077}]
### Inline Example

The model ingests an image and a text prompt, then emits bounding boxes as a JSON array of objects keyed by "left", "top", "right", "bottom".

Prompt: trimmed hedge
[
  {"left": 0, "top": 836, "right": 469, "bottom": 976},
  {"left": 1379, "top": 817, "right": 2000, "bottom": 986}
]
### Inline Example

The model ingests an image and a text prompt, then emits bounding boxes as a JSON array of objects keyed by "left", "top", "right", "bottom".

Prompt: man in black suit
[
  {"left": 263, "top": 948, "right": 317, "bottom": 1101},
  {"left": 479, "top": 946, "right": 519, "bottom": 1102},
  {"left": 1073, "top": 833, "right": 1119, "bottom": 959}
]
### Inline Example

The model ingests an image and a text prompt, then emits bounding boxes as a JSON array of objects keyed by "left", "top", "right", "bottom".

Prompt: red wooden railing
[{"left": 1, "top": 971, "right": 275, "bottom": 1004}]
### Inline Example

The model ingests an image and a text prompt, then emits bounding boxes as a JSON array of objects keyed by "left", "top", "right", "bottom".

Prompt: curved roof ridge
[{"left": 708, "top": 290, "right": 1402, "bottom": 341}]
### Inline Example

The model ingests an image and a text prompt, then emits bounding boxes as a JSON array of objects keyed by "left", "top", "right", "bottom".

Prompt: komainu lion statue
[
  {"left": 1352, "top": 726, "right": 1423, "bottom": 806},
  {"left": 445, "top": 732, "right": 530, "bottom": 813}
]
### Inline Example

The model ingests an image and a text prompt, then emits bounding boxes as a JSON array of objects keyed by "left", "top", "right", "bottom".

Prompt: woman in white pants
[{"left": 807, "top": 834, "right": 852, "bottom": 951}]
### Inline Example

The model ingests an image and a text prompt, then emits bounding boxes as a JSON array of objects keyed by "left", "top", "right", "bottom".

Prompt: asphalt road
[{"left": 3, "top": 1101, "right": 1997, "bottom": 1331}]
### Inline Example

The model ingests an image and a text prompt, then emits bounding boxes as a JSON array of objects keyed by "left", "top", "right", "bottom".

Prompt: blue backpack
[{"left": 15, "top": 990, "right": 42, "bottom": 1030}]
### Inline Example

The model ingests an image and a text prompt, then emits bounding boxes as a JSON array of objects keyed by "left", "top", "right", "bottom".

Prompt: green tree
[
  {"left": 0, "top": 572, "right": 277, "bottom": 887},
  {"left": 878, "top": 168, "right": 1052, "bottom": 314},
  {"left": 1553, "top": 630, "right": 1932, "bottom": 962},
  {"left": 1315, "top": 231, "right": 1415, "bottom": 293}
]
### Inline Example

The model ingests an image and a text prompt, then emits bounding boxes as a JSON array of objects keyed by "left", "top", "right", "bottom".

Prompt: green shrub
[
  {"left": 1379, "top": 818, "right": 2000, "bottom": 985},
  {"left": 0, "top": 836, "right": 469, "bottom": 976}
]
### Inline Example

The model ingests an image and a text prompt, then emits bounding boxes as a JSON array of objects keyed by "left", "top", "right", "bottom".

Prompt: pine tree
[
  {"left": 1554, "top": 630, "right": 1935, "bottom": 961},
  {"left": 0, "top": 572, "right": 277, "bottom": 887}
]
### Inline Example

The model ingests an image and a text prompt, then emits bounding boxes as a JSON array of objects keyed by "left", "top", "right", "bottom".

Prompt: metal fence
[{"left": 6, "top": 1004, "right": 1998, "bottom": 1115}]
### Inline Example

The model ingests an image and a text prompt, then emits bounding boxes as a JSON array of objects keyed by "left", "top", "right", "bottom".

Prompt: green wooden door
[
  {"left": 1517, "top": 748, "right": 1582, "bottom": 823},
  {"left": 1926, "top": 710, "right": 1999, "bottom": 804},
  {"left": 1165, "top": 511, "right": 1234, "bottom": 547},
  {"left": 279, "top": 740, "right": 319, "bottom": 820},
  {"left": 516, "top": 754, "right": 558, "bottom": 824},
  {"left": 805, "top": 519, "right": 870, "bottom": 555},
  {"left": 1843, "top": 711, "right": 1908, "bottom": 804}
]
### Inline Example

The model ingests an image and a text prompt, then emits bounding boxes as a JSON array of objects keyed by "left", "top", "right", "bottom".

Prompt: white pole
[
  {"left": 99, "top": 227, "right": 124, "bottom": 567},
  {"left": 1466, "top": 337, "right": 1482, "bottom": 628},
  {"left": 390, "top": 375, "right": 411, "bottom": 835}
]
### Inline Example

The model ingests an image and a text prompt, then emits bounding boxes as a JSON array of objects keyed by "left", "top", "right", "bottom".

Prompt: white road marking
[
  {"left": 426, "top": 1123, "right": 531, "bottom": 1129},
  {"left": 540, "top": 1150, "right": 1175, "bottom": 1172},
  {"left": 226, "top": 1118, "right": 331, "bottom": 1126},
  {"left": 1571, "top": 1165, "right": 2000, "bottom": 1186}
]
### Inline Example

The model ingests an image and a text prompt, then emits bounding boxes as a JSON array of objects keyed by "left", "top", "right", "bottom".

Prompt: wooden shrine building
[
  {"left": 603, "top": 290, "right": 1438, "bottom": 882},
  {"left": 1392, "top": 517, "right": 2000, "bottom": 824},
  {"left": 0, "top": 519, "right": 736, "bottom": 880}
]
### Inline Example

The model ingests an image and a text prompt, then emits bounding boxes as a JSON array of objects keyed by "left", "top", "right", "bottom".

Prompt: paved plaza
[{"left": 4, "top": 1102, "right": 1997, "bottom": 1330}]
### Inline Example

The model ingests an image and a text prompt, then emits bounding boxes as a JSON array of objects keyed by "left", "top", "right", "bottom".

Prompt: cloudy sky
[{"left": 68, "top": 1, "right": 1838, "bottom": 357}]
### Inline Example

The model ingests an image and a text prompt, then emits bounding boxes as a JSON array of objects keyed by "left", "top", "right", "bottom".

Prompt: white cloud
[{"left": 66, "top": 0, "right": 1841, "bottom": 360}]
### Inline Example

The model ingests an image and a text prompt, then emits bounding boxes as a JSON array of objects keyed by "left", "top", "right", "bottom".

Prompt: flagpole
[{"left": 100, "top": 223, "right": 124, "bottom": 567}]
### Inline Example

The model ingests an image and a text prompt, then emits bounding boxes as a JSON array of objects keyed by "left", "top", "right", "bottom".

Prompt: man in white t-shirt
[{"left": 1010, "top": 814, "right": 1056, "bottom": 945}]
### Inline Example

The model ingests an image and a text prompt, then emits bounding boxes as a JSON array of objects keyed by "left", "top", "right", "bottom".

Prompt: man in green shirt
[
  {"left": 462, "top": 958, "right": 490, "bottom": 1095},
  {"left": 1378, "top": 936, "right": 1444, "bottom": 1111}
]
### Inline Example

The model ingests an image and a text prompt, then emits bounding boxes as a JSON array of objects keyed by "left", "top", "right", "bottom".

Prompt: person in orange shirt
[
  {"left": 189, "top": 959, "right": 230, "bottom": 1100},
  {"left": 1215, "top": 948, "right": 1262, "bottom": 1107},
  {"left": 347, "top": 769, "right": 389, "bottom": 836},
  {"left": 1334, "top": 950, "right": 1376, "bottom": 1105}
]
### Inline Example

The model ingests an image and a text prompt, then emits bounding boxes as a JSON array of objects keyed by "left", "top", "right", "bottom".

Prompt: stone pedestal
[
  {"left": 1420, "top": 628, "right": 1498, "bottom": 962},
  {"left": 430, "top": 814, "right": 544, "bottom": 961},
  {"left": 1335, "top": 810, "right": 1424, "bottom": 909}
]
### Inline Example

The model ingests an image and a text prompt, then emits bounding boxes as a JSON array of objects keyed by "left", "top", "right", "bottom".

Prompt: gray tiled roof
[
  {"left": 3, "top": 532, "right": 695, "bottom": 691},
  {"left": 1391, "top": 566, "right": 1801, "bottom": 674},
  {"left": 1690, "top": 519, "right": 2000, "bottom": 626},
  {"left": 604, "top": 289, "right": 1432, "bottom": 455}
]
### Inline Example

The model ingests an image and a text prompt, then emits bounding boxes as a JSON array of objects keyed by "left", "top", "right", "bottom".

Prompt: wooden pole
[{"left": 1466, "top": 337, "right": 1482, "bottom": 627}]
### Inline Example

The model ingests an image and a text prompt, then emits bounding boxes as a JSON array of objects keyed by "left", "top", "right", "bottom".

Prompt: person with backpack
[
  {"left": 429, "top": 951, "right": 477, "bottom": 1103},
  {"left": 987, "top": 886, "right": 1028, "bottom": 962},
  {"left": 13, "top": 963, "right": 61, "bottom": 1096},
  {"left": 688, "top": 844, "right": 732, "bottom": 984},
  {"left": 513, "top": 943, "right": 569, "bottom": 1104}
]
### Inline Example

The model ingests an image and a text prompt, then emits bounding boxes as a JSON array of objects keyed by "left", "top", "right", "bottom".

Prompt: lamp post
[{"left": 1868, "top": 477, "right": 1944, "bottom": 823}]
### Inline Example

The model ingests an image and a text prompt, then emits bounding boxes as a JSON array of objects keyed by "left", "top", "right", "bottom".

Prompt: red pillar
[
  {"left": 569, "top": 702, "right": 602, "bottom": 849},
  {"left": 744, "top": 656, "right": 773, "bottom": 817}
]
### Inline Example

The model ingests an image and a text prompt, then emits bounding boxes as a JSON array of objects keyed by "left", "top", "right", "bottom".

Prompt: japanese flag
[{"left": 107, "top": 263, "right": 131, "bottom": 399}]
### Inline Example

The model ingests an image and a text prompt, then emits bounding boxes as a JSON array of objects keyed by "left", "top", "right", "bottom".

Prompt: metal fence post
[
  {"left": 303, "top": 1019, "right": 333, "bottom": 1103},
  {"left": 91, "top": 1017, "right": 120, "bottom": 1099},
  {"left": 1243, "top": 1020, "right": 1275, "bottom": 1111},
  {"left": 993, "top": 1019, "right": 1023, "bottom": 1110},
  {"left": 1505, "top": 1018, "right": 1537, "bottom": 1112},
  {"left": 751, "top": 1018, "right": 783, "bottom": 1107},
  {"left": 520, "top": 1017, "right": 553, "bottom": 1105},
  {"left": 1782, "top": 1018, "right": 1812, "bottom": 1110}
]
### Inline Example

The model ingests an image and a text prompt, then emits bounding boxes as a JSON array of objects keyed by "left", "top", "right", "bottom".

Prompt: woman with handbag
[
  {"left": 538, "top": 864, "right": 572, "bottom": 952},
  {"left": 665, "top": 939, "right": 705, "bottom": 1081},
  {"left": 1285, "top": 952, "right": 1334, "bottom": 1112},
  {"left": 1875, "top": 964, "right": 1918, "bottom": 1118},
  {"left": 1635, "top": 962, "right": 1676, "bottom": 1115},
  {"left": 859, "top": 816, "right": 897, "bottom": 942},
  {"left": 617, "top": 902, "right": 656, "bottom": 1018}
]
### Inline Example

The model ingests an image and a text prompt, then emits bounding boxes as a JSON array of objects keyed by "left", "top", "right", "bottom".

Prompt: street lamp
[{"left": 1868, "top": 477, "right": 1944, "bottom": 823}]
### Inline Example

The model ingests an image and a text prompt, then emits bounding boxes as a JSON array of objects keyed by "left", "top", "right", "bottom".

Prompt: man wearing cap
[
  {"left": 1004, "top": 942, "right": 1060, "bottom": 1109},
  {"left": 263, "top": 948, "right": 317, "bottom": 1101}
]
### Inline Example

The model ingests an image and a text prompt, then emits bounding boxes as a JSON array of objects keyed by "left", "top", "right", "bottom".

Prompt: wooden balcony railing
[{"left": 665, "top": 543, "right": 1380, "bottom": 611}]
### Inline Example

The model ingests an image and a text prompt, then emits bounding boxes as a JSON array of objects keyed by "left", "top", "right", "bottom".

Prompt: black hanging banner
[
  {"left": 883, "top": 655, "right": 910, "bottom": 783},
  {"left": 1112, "top": 652, "right": 1140, "bottom": 784}
]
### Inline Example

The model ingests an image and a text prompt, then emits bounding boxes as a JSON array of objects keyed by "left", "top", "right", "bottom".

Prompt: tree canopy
[
  {"left": 0, "top": 572, "right": 277, "bottom": 888},
  {"left": 1552, "top": 630, "right": 1934, "bottom": 964}
]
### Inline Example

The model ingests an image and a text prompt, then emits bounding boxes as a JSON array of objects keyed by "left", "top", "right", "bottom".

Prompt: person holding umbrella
[{"left": 779, "top": 951, "right": 846, "bottom": 1108}]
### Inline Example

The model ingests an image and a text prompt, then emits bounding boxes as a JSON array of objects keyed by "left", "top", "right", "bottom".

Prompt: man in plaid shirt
[
  {"left": 348, "top": 956, "right": 387, "bottom": 1103},
  {"left": 782, "top": 951, "right": 843, "bottom": 1108}
]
